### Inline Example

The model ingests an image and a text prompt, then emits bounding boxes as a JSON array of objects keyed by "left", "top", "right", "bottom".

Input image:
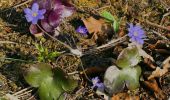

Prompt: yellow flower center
[{"left": 32, "top": 12, "right": 37, "bottom": 17}]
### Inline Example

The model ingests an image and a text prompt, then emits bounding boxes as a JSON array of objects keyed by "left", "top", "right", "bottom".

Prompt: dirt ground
[{"left": 0, "top": 0, "right": 170, "bottom": 100}]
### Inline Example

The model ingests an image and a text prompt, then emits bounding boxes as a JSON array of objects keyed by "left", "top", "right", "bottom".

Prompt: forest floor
[{"left": 0, "top": 0, "right": 170, "bottom": 100}]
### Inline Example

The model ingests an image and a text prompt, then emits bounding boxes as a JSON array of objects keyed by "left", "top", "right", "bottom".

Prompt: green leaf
[
  {"left": 122, "top": 65, "right": 141, "bottom": 90},
  {"left": 47, "top": 51, "right": 61, "bottom": 60},
  {"left": 24, "top": 63, "right": 77, "bottom": 100},
  {"left": 116, "top": 46, "right": 141, "bottom": 69},
  {"left": 53, "top": 68, "right": 78, "bottom": 92},
  {"left": 100, "top": 10, "right": 115, "bottom": 22},
  {"left": 100, "top": 11, "right": 120, "bottom": 33},
  {"left": 24, "top": 63, "right": 52, "bottom": 87},
  {"left": 104, "top": 65, "right": 141, "bottom": 95},
  {"left": 112, "top": 20, "right": 120, "bottom": 33},
  {"left": 104, "top": 66, "right": 125, "bottom": 94},
  {"left": 38, "top": 77, "right": 64, "bottom": 100},
  {"left": 35, "top": 44, "right": 45, "bottom": 53}
]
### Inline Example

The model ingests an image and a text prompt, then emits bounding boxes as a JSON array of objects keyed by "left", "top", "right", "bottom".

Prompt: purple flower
[
  {"left": 128, "top": 23, "right": 146, "bottom": 45},
  {"left": 28, "top": 0, "right": 75, "bottom": 36},
  {"left": 24, "top": 3, "right": 46, "bottom": 24},
  {"left": 92, "top": 77, "right": 104, "bottom": 91},
  {"left": 76, "top": 26, "right": 88, "bottom": 35}
]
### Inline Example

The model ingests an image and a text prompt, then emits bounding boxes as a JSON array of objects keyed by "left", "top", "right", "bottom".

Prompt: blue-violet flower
[
  {"left": 92, "top": 77, "right": 104, "bottom": 91},
  {"left": 76, "top": 26, "right": 88, "bottom": 35},
  {"left": 128, "top": 23, "right": 146, "bottom": 45},
  {"left": 24, "top": 3, "right": 46, "bottom": 24}
]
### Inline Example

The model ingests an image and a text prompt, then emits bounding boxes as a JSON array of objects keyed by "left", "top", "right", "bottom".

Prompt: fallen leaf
[
  {"left": 148, "top": 56, "right": 170, "bottom": 79},
  {"left": 144, "top": 58, "right": 156, "bottom": 69},
  {"left": 163, "top": 56, "right": 170, "bottom": 67},
  {"left": 144, "top": 79, "right": 165, "bottom": 99},
  {"left": 82, "top": 16, "right": 113, "bottom": 44},
  {"left": 82, "top": 17, "right": 106, "bottom": 34},
  {"left": 148, "top": 40, "right": 169, "bottom": 50},
  {"left": 112, "top": 92, "right": 140, "bottom": 100}
]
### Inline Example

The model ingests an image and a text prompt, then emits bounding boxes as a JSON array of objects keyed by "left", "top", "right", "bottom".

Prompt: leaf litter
[{"left": 0, "top": 0, "right": 170, "bottom": 100}]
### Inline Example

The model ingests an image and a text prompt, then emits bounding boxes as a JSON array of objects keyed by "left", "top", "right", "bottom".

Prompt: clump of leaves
[
  {"left": 104, "top": 46, "right": 142, "bottom": 95},
  {"left": 24, "top": 63, "right": 77, "bottom": 100},
  {"left": 35, "top": 44, "right": 61, "bottom": 62},
  {"left": 100, "top": 11, "right": 120, "bottom": 33}
]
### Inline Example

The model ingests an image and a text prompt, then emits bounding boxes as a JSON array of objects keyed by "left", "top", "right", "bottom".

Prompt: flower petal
[
  {"left": 24, "top": 8, "right": 32, "bottom": 14},
  {"left": 32, "top": 17, "right": 39, "bottom": 24},
  {"left": 32, "top": 3, "right": 39, "bottom": 12},
  {"left": 38, "top": 9, "right": 46, "bottom": 15},
  {"left": 25, "top": 15, "right": 33, "bottom": 22}
]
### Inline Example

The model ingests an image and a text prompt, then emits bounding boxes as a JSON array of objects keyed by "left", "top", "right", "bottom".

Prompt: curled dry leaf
[
  {"left": 112, "top": 92, "right": 140, "bottom": 100},
  {"left": 144, "top": 79, "right": 165, "bottom": 99},
  {"left": 148, "top": 56, "right": 170, "bottom": 80},
  {"left": 144, "top": 58, "right": 156, "bottom": 69},
  {"left": 82, "top": 16, "right": 113, "bottom": 43},
  {"left": 82, "top": 17, "right": 106, "bottom": 34}
]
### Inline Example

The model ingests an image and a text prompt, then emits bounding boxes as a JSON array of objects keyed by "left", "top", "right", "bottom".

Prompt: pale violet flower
[
  {"left": 76, "top": 26, "right": 88, "bottom": 35},
  {"left": 24, "top": 3, "right": 46, "bottom": 24},
  {"left": 128, "top": 23, "right": 146, "bottom": 45},
  {"left": 92, "top": 77, "right": 104, "bottom": 91}
]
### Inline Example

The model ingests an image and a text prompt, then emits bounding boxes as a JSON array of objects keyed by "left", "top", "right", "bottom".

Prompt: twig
[
  {"left": 13, "top": 0, "right": 33, "bottom": 8},
  {"left": 151, "top": 30, "right": 169, "bottom": 40},
  {"left": 56, "top": 53, "right": 91, "bottom": 82},
  {"left": 142, "top": 20, "right": 170, "bottom": 31},
  {"left": 0, "top": 57, "right": 36, "bottom": 63},
  {"left": 37, "top": 24, "right": 72, "bottom": 50},
  {"left": 0, "top": 41, "right": 16, "bottom": 44},
  {"left": 68, "top": 71, "right": 79, "bottom": 75},
  {"left": 79, "top": 57, "right": 91, "bottom": 82},
  {"left": 83, "top": 35, "right": 127, "bottom": 55}
]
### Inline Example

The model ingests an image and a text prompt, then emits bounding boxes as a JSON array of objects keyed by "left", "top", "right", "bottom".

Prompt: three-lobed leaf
[
  {"left": 24, "top": 63, "right": 77, "bottom": 100},
  {"left": 104, "top": 65, "right": 141, "bottom": 95}
]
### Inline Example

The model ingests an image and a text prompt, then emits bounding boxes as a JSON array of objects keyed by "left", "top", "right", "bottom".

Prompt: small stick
[
  {"left": 0, "top": 41, "right": 16, "bottom": 44},
  {"left": 37, "top": 24, "right": 72, "bottom": 50},
  {"left": 143, "top": 20, "right": 170, "bottom": 31},
  {"left": 83, "top": 35, "right": 127, "bottom": 55},
  {"left": 151, "top": 30, "right": 169, "bottom": 40},
  {"left": 13, "top": 0, "right": 33, "bottom": 8}
]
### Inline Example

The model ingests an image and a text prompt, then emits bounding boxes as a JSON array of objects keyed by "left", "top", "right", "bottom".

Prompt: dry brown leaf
[
  {"left": 148, "top": 67, "right": 168, "bottom": 80},
  {"left": 144, "top": 79, "right": 166, "bottom": 99},
  {"left": 144, "top": 58, "right": 156, "bottom": 69},
  {"left": 148, "top": 56, "right": 170, "bottom": 80},
  {"left": 82, "top": 16, "right": 113, "bottom": 44},
  {"left": 82, "top": 17, "right": 107, "bottom": 34},
  {"left": 112, "top": 93, "right": 140, "bottom": 100}
]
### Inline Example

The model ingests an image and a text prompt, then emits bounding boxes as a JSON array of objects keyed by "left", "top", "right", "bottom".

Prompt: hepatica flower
[
  {"left": 76, "top": 26, "right": 88, "bottom": 35},
  {"left": 24, "top": 3, "right": 46, "bottom": 24},
  {"left": 128, "top": 23, "right": 146, "bottom": 45},
  {"left": 25, "top": 0, "right": 75, "bottom": 36},
  {"left": 92, "top": 77, "right": 104, "bottom": 91}
]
